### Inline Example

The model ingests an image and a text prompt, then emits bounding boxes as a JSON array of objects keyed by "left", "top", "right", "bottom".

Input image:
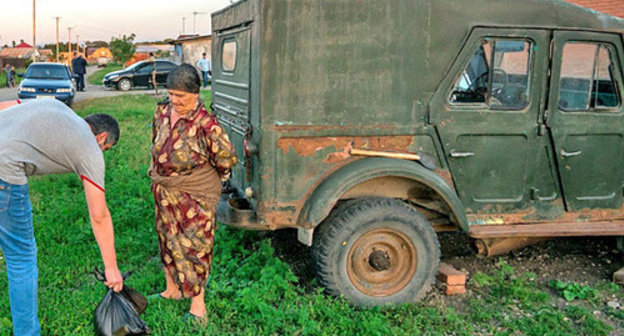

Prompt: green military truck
[{"left": 212, "top": 0, "right": 624, "bottom": 305}]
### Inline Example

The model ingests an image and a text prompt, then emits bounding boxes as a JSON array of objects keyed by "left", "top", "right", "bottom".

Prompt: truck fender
[{"left": 298, "top": 157, "right": 468, "bottom": 238}]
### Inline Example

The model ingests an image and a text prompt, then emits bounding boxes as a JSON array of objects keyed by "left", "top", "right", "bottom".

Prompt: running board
[{"left": 468, "top": 221, "right": 624, "bottom": 239}]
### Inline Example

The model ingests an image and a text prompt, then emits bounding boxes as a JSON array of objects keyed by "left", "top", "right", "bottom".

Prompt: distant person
[
  {"left": 71, "top": 52, "right": 87, "bottom": 91},
  {"left": 9, "top": 66, "right": 16, "bottom": 87},
  {"left": 147, "top": 52, "right": 158, "bottom": 94},
  {"left": 4, "top": 64, "right": 12, "bottom": 87},
  {"left": 196, "top": 52, "right": 211, "bottom": 88},
  {"left": 0, "top": 99, "right": 124, "bottom": 336}
]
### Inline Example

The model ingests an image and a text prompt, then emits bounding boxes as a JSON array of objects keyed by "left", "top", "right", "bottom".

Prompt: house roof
[
  {"left": 0, "top": 48, "right": 35, "bottom": 58},
  {"left": 135, "top": 44, "right": 174, "bottom": 53},
  {"left": 15, "top": 42, "right": 32, "bottom": 48},
  {"left": 565, "top": 0, "right": 624, "bottom": 19},
  {"left": 170, "top": 34, "right": 211, "bottom": 44}
]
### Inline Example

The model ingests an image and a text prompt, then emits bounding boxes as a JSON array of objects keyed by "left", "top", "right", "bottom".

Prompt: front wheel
[
  {"left": 312, "top": 198, "right": 440, "bottom": 306},
  {"left": 117, "top": 78, "right": 131, "bottom": 91}
]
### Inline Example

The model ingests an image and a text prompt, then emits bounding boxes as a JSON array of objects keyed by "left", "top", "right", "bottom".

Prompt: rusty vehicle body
[{"left": 212, "top": 0, "right": 624, "bottom": 305}]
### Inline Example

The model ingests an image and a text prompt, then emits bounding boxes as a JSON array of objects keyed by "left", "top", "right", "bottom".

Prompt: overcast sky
[{"left": 1, "top": 0, "right": 233, "bottom": 47}]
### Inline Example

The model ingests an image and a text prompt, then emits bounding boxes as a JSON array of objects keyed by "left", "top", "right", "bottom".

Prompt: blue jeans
[
  {"left": 0, "top": 179, "right": 40, "bottom": 336},
  {"left": 201, "top": 71, "right": 210, "bottom": 88}
]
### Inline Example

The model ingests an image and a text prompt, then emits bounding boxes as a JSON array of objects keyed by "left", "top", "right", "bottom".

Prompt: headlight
[
  {"left": 56, "top": 88, "right": 72, "bottom": 93},
  {"left": 20, "top": 87, "right": 36, "bottom": 93},
  {"left": 108, "top": 74, "right": 119, "bottom": 80}
]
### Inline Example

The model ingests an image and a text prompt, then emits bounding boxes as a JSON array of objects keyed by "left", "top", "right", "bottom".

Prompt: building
[
  {"left": 0, "top": 47, "right": 51, "bottom": 68},
  {"left": 565, "top": 0, "right": 624, "bottom": 19},
  {"left": 170, "top": 34, "right": 212, "bottom": 69},
  {"left": 87, "top": 47, "right": 113, "bottom": 61}
]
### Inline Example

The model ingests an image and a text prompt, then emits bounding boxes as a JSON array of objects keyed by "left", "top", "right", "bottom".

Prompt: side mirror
[{"left": 17, "top": 73, "right": 24, "bottom": 77}]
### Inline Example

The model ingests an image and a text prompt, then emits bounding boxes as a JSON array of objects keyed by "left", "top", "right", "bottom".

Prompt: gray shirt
[{"left": 0, "top": 99, "right": 105, "bottom": 190}]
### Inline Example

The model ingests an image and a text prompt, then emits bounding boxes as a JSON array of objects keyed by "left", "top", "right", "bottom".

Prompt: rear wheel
[
  {"left": 312, "top": 198, "right": 440, "bottom": 306},
  {"left": 118, "top": 78, "right": 131, "bottom": 91}
]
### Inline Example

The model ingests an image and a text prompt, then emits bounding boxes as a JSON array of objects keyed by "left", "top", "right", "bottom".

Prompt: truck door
[
  {"left": 212, "top": 24, "right": 252, "bottom": 190},
  {"left": 547, "top": 31, "right": 624, "bottom": 210},
  {"left": 431, "top": 29, "right": 556, "bottom": 214}
]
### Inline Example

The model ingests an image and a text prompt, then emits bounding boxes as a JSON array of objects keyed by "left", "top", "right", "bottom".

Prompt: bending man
[{"left": 0, "top": 99, "right": 123, "bottom": 336}]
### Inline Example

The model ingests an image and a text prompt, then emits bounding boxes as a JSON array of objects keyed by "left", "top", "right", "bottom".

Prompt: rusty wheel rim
[{"left": 347, "top": 227, "right": 418, "bottom": 297}]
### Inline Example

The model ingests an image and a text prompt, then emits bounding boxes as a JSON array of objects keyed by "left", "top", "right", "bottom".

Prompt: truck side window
[
  {"left": 558, "top": 42, "right": 621, "bottom": 112},
  {"left": 450, "top": 39, "right": 532, "bottom": 110},
  {"left": 222, "top": 40, "right": 237, "bottom": 71}
]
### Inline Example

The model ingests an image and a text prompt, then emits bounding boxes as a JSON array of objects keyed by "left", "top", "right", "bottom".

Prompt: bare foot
[{"left": 160, "top": 290, "right": 183, "bottom": 300}]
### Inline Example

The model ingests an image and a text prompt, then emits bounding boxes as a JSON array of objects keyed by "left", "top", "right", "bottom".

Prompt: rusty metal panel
[
  {"left": 274, "top": 134, "right": 439, "bottom": 200},
  {"left": 469, "top": 221, "right": 624, "bottom": 238}
]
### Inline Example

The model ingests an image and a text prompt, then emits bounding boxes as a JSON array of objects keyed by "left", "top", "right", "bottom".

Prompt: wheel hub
[
  {"left": 347, "top": 227, "right": 418, "bottom": 297},
  {"left": 368, "top": 250, "right": 391, "bottom": 271}
]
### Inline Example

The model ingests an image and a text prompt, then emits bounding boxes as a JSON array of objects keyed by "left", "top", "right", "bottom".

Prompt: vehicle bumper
[
  {"left": 217, "top": 193, "right": 263, "bottom": 230},
  {"left": 18, "top": 92, "right": 74, "bottom": 104},
  {"left": 102, "top": 79, "right": 118, "bottom": 88}
]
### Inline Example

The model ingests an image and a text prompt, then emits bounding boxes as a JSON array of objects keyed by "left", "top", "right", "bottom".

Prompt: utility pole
[
  {"left": 182, "top": 17, "right": 186, "bottom": 34},
  {"left": 68, "top": 27, "right": 73, "bottom": 57},
  {"left": 192, "top": 11, "right": 206, "bottom": 33},
  {"left": 32, "top": 0, "right": 37, "bottom": 59},
  {"left": 54, "top": 17, "right": 60, "bottom": 62}
]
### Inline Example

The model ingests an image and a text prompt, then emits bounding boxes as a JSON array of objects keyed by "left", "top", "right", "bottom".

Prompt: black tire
[
  {"left": 312, "top": 197, "right": 440, "bottom": 306},
  {"left": 118, "top": 78, "right": 132, "bottom": 91}
]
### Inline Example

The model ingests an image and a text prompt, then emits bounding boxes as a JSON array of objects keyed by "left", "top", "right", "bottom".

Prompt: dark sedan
[
  {"left": 18, "top": 63, "right": 75, "bottom": 105},
  {"left": 102, "top": 60, "right": 177, "bottom": 91}
]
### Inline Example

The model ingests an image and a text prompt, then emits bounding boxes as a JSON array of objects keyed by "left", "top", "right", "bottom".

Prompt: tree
[
  {"left": 86, "top": 40, "right": 109, "bottom": 48},
  {"left": 110, "top": 33, "right": 136, "bottom": 65}
]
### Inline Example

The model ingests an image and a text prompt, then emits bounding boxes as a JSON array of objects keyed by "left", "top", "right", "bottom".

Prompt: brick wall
[{"left": 565, "top": 0, "right": 624, "bottom": 19}]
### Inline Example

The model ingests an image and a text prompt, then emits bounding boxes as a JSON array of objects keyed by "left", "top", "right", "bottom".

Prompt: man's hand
[{"left": 105, "top": 267, "right": 124, "bottom": 292}]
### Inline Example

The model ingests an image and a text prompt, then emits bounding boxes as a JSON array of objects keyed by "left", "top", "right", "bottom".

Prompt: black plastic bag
[
  {"left": 93, "top": 269, "right": 151, "bottom": 336},
  {"left": 120, "top": 285, "right": 148, "bottom": 315}
]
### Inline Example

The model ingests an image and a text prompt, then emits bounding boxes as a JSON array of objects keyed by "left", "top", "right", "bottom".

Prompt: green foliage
[
  {"left": 110, "top": 34, "right": 137, "bottom": 65},
  {"left": 0, "top": 94, "right": 620, "bottom": 335},
  {"left": 549, "top": 280, "right": 599, "bottom": 302},
  {"left": 467, "top": 261, "right": 613, "bottom": 336},
  {"left": 87, "top": 63, "right": 124, "bottom": 85}
]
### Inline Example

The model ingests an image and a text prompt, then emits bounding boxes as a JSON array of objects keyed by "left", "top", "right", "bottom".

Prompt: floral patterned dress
[{"left": 150, "top": 100, "right": 237, "bottom": 297}]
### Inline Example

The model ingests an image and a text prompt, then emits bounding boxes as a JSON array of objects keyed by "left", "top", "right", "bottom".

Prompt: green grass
[
  {"left": 0, "top": 68, "right": 24, "bottom": 88},
  {"left": 87, "top": 63, "right": 124, "bottom": 85},
  {"left": 0, "top": 93, "right": 622, "bottom": 335}
]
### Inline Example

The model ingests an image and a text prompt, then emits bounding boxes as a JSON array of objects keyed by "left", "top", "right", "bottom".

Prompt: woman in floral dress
[{"left": 149, "top": 64, "right": 237, "bottom": 321}]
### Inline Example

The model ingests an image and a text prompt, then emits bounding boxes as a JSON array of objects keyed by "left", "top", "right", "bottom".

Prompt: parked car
[
  {"left": 102, "top": 60, "right": 177, "bottom": 91},
  {"left": 96, "top": 57, "right": 111, "bottom": 68},
  {"left": 213, "top": 0, "right": 624, "bottom": 306},
  {"left": 17, "top": 62, "right": 75, "bottom": 106}
]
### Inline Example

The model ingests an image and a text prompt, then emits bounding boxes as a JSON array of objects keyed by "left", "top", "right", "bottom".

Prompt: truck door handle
[
  {"left": 560, "top": 149, "right": 582, "bottom": 157},
  {"left": 450, "top": 150, "right": 474, "bottom": 158}
]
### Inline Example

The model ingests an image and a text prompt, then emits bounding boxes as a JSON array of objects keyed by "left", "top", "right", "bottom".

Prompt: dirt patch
[{"left": 266, "top": 229, "right": 624, "bottom": 301}]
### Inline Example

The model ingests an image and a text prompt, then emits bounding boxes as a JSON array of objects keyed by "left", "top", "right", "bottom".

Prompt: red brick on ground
[
  {"left": 444, "top": 285, "right": 467, "bottom": 295},
  {"left": 437, "top": 262, "right": 466, "bottom": 286}
]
